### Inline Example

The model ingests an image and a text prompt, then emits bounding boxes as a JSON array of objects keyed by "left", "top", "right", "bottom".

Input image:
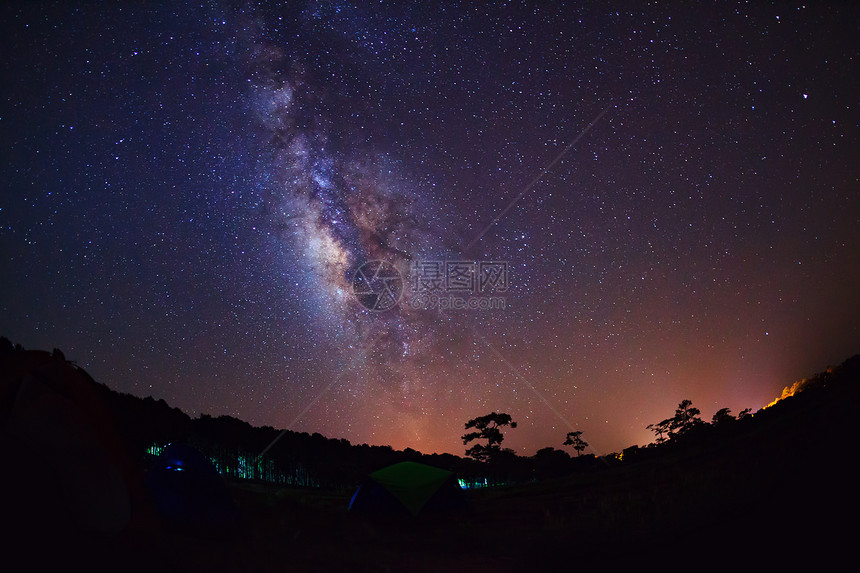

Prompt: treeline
[
  {"left": 97, "top": 384, "right": 480, "bottom": 491},
  {"left": 3, "top": 336, "right": 857, "bottom": 492},
  {"left": 0, "top": 336, "right": 602, "bottom": 489},
  {"left": 616, "top": 353, "right": 860, "bottom": 466}
]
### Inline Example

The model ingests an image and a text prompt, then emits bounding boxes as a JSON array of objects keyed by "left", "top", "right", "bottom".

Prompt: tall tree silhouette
[
  {"left": 563, "top": 430, "right": 588, "bottom": 456},
  {"left": 648, "top": 399, "right": 704, "bottom": 443},
  {"left": 669, "top": 399, "right": 703, "bottom": 437},
  {"left": 462, "top": 412, "right": 517, "bottom": 462}
]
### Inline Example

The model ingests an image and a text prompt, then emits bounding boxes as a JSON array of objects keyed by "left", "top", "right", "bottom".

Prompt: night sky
[{"left": 2, "top": 2, "right": 858, "bottom": 457}]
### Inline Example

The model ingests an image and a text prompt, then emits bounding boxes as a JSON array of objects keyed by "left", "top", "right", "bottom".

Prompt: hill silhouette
[{"left": 1, "top": 335, "right": 857, "bottom": 570}]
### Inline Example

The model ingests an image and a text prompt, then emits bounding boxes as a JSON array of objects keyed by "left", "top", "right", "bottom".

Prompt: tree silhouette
[
  {"left": 563, "top": 430, "right": 589, "bottom": 456},
  {"left": 646, "top": 419, "right": 672, "bottom": 444},
  {"left": 669, "top": 399, "right": 703, "bottom": 437},
  {"left": 711, "top": 407, "right": 734, "bottom": 426},
  {"left": 462, "top": 412, "right": 517, "bottom": 462},
  {"left": 647, "top": 399, "right": 704, "bottom": 443}
]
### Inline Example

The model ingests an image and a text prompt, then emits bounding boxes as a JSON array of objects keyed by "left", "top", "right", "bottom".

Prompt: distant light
[{"left": 803, "top": 94, "right": 808, "bottom": 99}]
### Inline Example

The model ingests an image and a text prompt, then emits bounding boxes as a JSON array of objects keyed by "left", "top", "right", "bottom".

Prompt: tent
[
  {"left": 348, "top": 461, "right": 467, "bottom": 516},
  {"left": 145, "top": 443, "right": 238, "bottom": 529}
]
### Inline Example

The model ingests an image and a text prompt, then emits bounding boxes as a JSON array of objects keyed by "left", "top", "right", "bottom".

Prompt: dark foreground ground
[
  {"left": 9, "top": 433, "right": 855, "bottom": 570},
  {"left": 5, "top": 370, "right": 857, "bottom": 572}
]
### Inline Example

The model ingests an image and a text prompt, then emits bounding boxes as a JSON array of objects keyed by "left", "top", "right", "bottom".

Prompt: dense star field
[{"left": 2, "top": 2, "right": 858, "bottom": 456}]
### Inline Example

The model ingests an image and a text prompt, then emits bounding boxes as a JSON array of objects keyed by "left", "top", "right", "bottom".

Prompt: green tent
[{"left": 348, "top": 461, "right": 467, "bottom": 516}]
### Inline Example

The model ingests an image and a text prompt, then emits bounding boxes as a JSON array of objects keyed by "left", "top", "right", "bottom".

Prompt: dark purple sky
[{"left": 2, "top": 1, "right": 858, "bottom": 456}]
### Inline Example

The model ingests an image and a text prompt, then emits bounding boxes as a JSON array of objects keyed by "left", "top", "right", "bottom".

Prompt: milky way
[
  {"left": 242, "top": 16, "right": 479, "bottom": 450},
  {"left": 2, "top": 2, "right": 858, "bottom": 456}
]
